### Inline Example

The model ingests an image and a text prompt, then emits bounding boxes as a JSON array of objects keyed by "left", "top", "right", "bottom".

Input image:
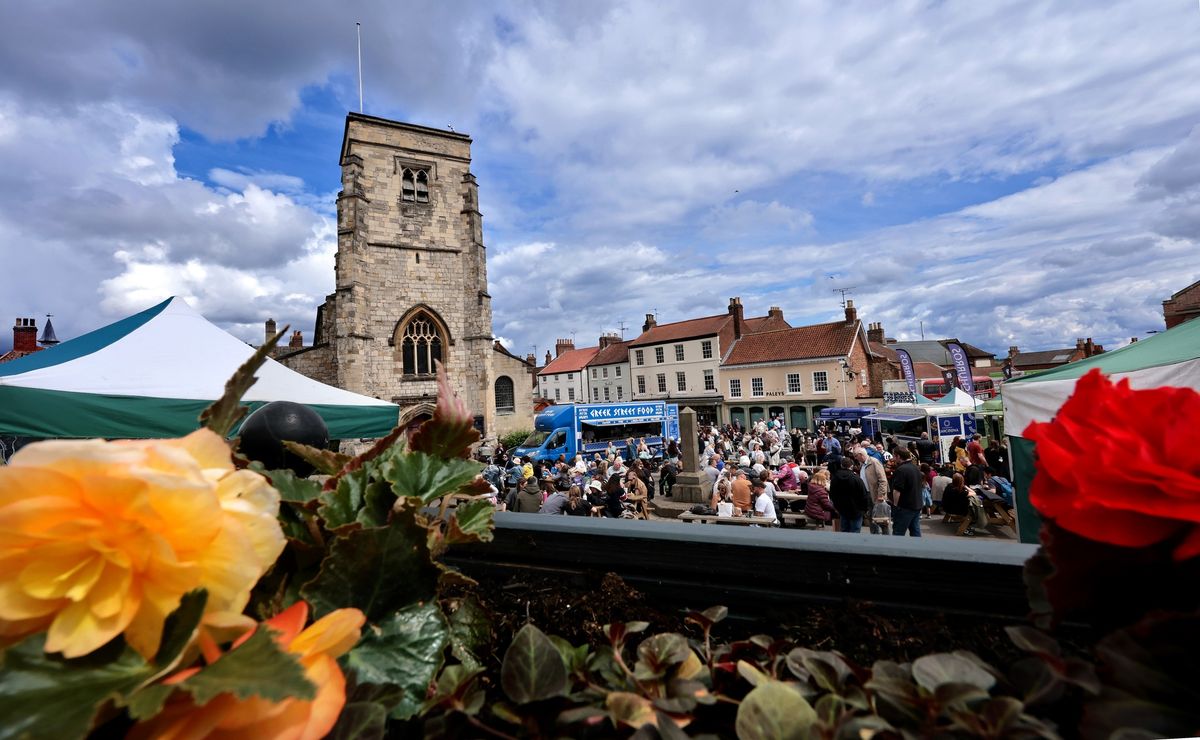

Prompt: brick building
[
  {"left": 1163, "top": 279, "right": 1200, "bottom": 329},
  {"left": 0, "top": 316, "right": 58, "bottom": 364},
  {"left": 720, "top": 301, "right": 876, "bottom": 430}
]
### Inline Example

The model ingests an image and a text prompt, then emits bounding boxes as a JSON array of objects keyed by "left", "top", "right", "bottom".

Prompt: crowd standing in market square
[{"left": 478, "top": 414, "right": 1012, "bottom": 537}]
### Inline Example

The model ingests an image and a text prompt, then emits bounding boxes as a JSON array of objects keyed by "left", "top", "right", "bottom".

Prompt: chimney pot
[
  {"left": 867, "top": 322, "right": 885, "bottom": 345},
  {"left": 12, "top": 316, "right": 38, "bottom": 352},
  {"left": 728, "top": 297, "right": 745, "bottom": 339},
  {"left": 844, "top": 299, "right": 857, "bottom": 324}
]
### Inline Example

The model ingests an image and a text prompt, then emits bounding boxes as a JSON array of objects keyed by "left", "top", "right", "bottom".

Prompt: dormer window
[{"left": 401, "top": 167, "right": 430, "bottom": 203}]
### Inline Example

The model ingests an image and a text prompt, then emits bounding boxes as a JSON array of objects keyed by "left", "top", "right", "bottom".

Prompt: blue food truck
[{"left": 513, "top": 402, "right": 680, "bottom": 464}]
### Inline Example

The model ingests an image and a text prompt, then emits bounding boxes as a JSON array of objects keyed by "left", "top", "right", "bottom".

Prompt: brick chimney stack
[
  {"left": 525, "top": 352, "right": 536, "bottom": 365},
  {"left": 264, "top": 318, "right": 277, "bottom": 345},
  {"left": 598, "top": 332, "right": 621, "bottom": 349},
  {"left": 867, "top": 322, "right": 885, "bottom": 345},
  {"left": 1084, "top": 338, "right": 1095, "bottom": 357},
  {"left": 544, "top": 350, "right": 552, "bottom": 366},
  {"left": 1008, "top": 346, "right": 1019, "bottom": 360},
  {"left": 289, "top": 330, "right": 303, "bottom": 348},
  {"left": 555, "top": 338, "right": 575, "bottom": 357},
  {"left": 844, "top": 300, "right": 857, "bottom": 325},
  {"left": 768, "top": 306, "right": 784, "bottom": 321},
  {"left": 12, "top": 317, "right": 38, "bottom": 352},
  {"left": 1075, "top": 338, "right": 1085, "bottom": 350},
  {"left": 728, "top": 297, "right": 744, "bottom": 339},
  {"left": 642, "top": 313, "right": 657, "bottom": 333}
]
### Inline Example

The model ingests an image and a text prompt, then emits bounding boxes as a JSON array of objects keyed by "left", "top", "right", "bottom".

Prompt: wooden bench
[
  {"left": 780, "top": 512, "right": 826, "bottom": 529},
  {"left": 679, "top": 512, "right": 762, "bottom": 526}
]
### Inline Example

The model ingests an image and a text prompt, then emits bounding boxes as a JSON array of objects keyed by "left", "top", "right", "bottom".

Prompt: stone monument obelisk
[{"left": 671, "top": 407, "right": 707, "bottom": 504}]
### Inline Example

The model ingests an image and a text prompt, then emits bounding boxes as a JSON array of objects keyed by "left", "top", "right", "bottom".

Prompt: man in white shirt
[{"left": 752, "top": 479, "right": 777, "bottom": 524}]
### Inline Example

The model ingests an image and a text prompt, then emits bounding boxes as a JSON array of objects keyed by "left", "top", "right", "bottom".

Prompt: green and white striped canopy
[{"left": 0, "top": 297, "right": 398, "bottom": 439}]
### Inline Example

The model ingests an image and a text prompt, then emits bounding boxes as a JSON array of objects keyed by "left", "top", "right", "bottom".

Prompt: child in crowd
[{"left": 869, "top": 492, "right": 892, "bottom": 535}]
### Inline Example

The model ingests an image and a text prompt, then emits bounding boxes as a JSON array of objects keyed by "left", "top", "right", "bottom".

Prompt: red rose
[{"left": 1024, "top": 368, "right": 1200, "bottom": 561}]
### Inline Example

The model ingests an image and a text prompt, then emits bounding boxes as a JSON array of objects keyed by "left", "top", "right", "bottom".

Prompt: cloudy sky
[{"left": 2, "top": 1, "right": 1198, "bottom": 358}]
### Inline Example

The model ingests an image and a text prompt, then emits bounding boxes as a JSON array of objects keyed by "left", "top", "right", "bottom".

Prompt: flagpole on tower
[{"left": 356, "top": 22, "right": 364, "bottom": 113}]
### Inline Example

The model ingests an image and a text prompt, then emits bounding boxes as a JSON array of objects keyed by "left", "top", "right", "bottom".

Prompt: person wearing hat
[
  {"left": 513, "top": 471, "right": 543, "bottom": 513},
  {"left": 585, "top": 478, "right": 607, "bottom": 515}
]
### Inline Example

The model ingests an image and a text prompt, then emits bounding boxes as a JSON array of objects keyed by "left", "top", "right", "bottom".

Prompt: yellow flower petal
[
  {"left": 288, "top": 609, "right": 366, "bottom": 660},
  {"left": 45, "top": 590, "right": 140, "bottom": 658}
]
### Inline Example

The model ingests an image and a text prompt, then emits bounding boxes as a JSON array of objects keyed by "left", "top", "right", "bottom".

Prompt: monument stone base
[{"left": 672, "top": 472, "right": 708, "bottom": 504}]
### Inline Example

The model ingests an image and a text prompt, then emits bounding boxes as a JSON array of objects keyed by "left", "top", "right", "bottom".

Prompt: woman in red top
[{"left": 804, "top": 469, "right": 835, "bottom": 525}]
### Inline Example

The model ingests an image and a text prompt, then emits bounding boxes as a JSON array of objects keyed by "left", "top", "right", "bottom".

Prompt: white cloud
[{"left": 0, "top": 98, "right": 334, "bottom": 348}]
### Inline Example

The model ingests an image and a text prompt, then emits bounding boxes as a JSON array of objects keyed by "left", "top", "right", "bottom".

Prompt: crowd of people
[{"left": 479, "top": 415, "right": 1014, "bottom": 537}]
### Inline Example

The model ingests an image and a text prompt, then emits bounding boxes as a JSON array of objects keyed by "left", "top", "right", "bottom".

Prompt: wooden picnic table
[{"left": 774, "top": 492, "right": 808, "bottom": 503}]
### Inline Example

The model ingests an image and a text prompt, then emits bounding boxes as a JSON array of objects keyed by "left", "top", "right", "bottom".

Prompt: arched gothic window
[
  {"left": 495, "top": 376, "right": 515, "bottom": 413},
  {"left": 401, "top": 167, "right": 430, "bottom": 203},
  {"left": 401, "top": 312, "right": 443, "bottom": 375}
]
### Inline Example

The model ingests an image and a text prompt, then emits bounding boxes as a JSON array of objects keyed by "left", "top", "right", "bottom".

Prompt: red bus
[{"left": 919, "top": 377, "right": 998, "bottom": 401}]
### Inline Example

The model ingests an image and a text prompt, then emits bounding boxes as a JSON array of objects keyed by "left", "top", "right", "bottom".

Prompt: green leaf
[
  {"left": 0, "top": 634, "right": 155, "bottom": 740},
  {"left": 318, "top": 467, "right": 371, "bottom": 531},
  {"left": 125, "top": 683, "right": 175, "bottom": 721},
  {"left": 380, "top": 451, "right": 483, "bottom": 504},
  {"left": 201, "top": 326, "right": 285, "bottom": 437},
  {"left": 446, "top": 498, "right": 495, "bottom": 545},
  {"left": 175, "top": 625, "right": 314, "bottom": 705},
  {"left": 634, "top": 633, "right": 692, "bottom": 681},
  {"left": 301, "top": 507, "right": 440, "bottom": 621},
  {"left": 154, "top": 589, "right": 208, "bottom": 668},
  {"left": 327, "top": 701, "right": 389, "bottom": 740},
  {"left": 268, "top": 468, "right": 323, "bottom": 504},
  {"left": 736, "top": 681, "right": 817, "bottom": 740},
  {"left": 737, "top": 660, "right": 770, "bottom": 687},
  {"left": 282, "top": 440, "right": 352, "bottom": 476},
  {"left": 912, "top": 653, "right": 996, "bottom": 693},
  {"left": 501, "top": 624, "right": 569, "bottom": 704},
  {"left": 357, "top": 480, "right": 397, "bottom": 529},
  {"left": 933, "top": 682, "right": 991, "bottom": 708},
  {"left": 407, "top": 361, "right": 480, "bottom": 459},
  {"left": 447, "top": 596, "right": 492, "bottom": 672},
  {"left": 606, "top": 691, "right": 657, "bottom": 729},
  {"left": 343, "top": 601, "right": 449, "bottom": 721}
]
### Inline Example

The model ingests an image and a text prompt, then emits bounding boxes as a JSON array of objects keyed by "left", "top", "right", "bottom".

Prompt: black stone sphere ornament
[{"left": 237, "top": 401, "right": 329, "bottom": 476}]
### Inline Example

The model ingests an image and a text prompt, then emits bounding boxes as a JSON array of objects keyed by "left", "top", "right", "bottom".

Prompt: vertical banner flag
[
  {"left": 895, "top": 349, "right": 917, "bottom": 396},
  {"left": 941, "top": 369, "right": 958, "bottom": 392},
  {"left": 945, "top": 342, "right": 976, "bottom": 395}
]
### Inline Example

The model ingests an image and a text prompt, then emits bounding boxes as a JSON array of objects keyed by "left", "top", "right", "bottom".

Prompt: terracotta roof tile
[
  {"left": 869, "top": 342, "right": 898, "bottom": 361},
  {"left": 539, "top": 346, "right": 600, "bottom": 375},
  {"left": 587, "top": 340, "right": 630, "bottom": 366},
  {"left": 723, "top": 321, "right": 860, "bottom": 366},
  {"left": 628, "top": 314, "right": 730, "bottom": 347},
  {"left": 912, "top": 361, "right": 946, "bottom": 378}
]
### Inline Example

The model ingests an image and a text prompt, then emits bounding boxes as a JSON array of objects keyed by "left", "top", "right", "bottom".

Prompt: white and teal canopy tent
[
  {"left": 0, "top": 297, "right": 399, "bottom": 439},
  {"left": 1002, "top": 317, "right": 1200, "bottom": 543}
]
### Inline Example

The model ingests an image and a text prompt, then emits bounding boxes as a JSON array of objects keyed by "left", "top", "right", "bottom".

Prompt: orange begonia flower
[
  {"left": 131, "top": 602, "right": 366, "bottom": 740},
  {"left": 0, "top": 429, "right": 285, "bottom": 658}
]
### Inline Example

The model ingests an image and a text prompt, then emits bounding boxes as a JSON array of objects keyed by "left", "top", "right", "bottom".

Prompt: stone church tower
[{"left": 280, "top": 113, "right": 494, "bottom": 433}]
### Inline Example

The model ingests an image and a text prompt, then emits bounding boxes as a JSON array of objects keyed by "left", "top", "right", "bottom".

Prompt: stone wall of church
[
  {"left": 492, "top": 347, "right": 536, "bottom": 439},
  {"left": 282, "top": 114, "right": 496, "bottom": 437},
  {"left": 275, "top": 344, "right": 337, "bottom": 387}
]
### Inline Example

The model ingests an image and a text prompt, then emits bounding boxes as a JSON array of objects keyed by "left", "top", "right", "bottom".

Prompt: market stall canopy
[
  {"left": 864, "top": 410, "right": 926, "bottom": 423},
  {"left": 935, "top": 388, "right": 984, "bottom": 409},
  {"left": 1003, "top": 318, "right": 1200, "bottom": 437},
  {"left": 0, "top": 297, "right": 399, "bottom": 439}
]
